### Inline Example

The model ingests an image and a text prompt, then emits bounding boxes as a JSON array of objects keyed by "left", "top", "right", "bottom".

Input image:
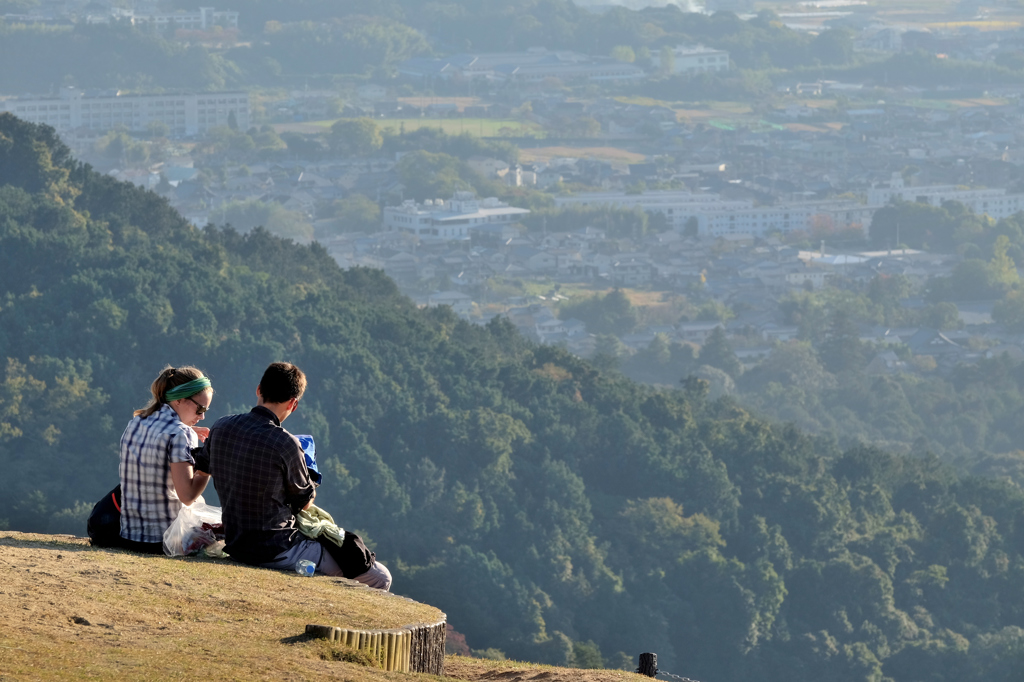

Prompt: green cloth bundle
[{"left": 164, "top": 376, "right": 212, "bottom": 402}]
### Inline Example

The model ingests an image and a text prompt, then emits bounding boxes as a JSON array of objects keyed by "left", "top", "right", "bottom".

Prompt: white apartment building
[
  {"left": 650, "top": 45, "right": 730, "bottom": 75},
  {"left": 868, "top": 173, "right": 1024, "bottom": 220},
  {"left": 384, "top": 192, "right": 531, "bottom": 240},
  {"left": 555, "top": 191, "right": 750, "bottom": 230},
  {"left": 702, "top": 201, "right": 876, "bottom": 238},
  {"left": 555, "top": 190, "right": 874, "bottom": 237},
  {"left": 98, "top": 6, "right": 239, "bottom": 30},
  {"left": 1, "top": 87, "right": 249, "bottom": 137}
]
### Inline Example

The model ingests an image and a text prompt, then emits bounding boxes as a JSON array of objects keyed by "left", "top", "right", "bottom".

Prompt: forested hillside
[{"left": 2, "top": 113, "right": 1024, "bottom": 681}]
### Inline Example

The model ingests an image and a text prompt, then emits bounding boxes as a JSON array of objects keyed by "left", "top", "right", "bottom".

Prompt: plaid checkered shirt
[
  {"left": 203, "top": 406, "right": 315, "bottom": 564},
  {"left": 119, "top": 403, "right": 198, "bottom": 543}
]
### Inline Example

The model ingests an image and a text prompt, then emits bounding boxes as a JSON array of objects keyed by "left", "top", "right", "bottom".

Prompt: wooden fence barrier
[{"left": 305, "top": 613, "right": 446, "bottom": 674}]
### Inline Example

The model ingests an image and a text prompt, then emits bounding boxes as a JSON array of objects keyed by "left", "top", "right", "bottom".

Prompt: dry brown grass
[
  {"left": 0, "top": 533, "right": 649, "bottom": 681},
  {"left": 445, "top": 656, "right": 646, "bottom": 681},
  {"left": 395, "top": 97, "right": 482, "bottom": 112},
  {"left": 517, "top": 147, "right": 646, "bottom": 164},
  {"left": 0, "top": 532, "right": 440, "bottom": 680},
  {"left": 784, "top": 123, "right": 837, "bottom": 133}
]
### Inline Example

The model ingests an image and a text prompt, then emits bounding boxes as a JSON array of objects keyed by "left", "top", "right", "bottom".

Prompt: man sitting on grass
[{"left": 200, "top": 362, "right": 391, "bottom": 589}]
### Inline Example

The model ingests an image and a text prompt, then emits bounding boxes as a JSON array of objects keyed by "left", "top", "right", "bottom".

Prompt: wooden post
[
  {"left": 639, "top": 652, "right": 657, "bottom": 677},
  {"left": 302, "top": 617, "right": 444, "bottom": 675}
]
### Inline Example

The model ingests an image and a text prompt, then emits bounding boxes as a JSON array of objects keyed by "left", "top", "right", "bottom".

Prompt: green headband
[{"left": 164, "top": 376, "right": 212, "bottom": 402}]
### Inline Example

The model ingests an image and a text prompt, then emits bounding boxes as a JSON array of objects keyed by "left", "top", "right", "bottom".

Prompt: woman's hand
[{"left": 192, "top": 426, "right": 210, "bottom": 442}]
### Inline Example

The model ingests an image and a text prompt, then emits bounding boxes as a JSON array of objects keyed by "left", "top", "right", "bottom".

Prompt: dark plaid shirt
[{"left": 202, "top": 406, "right": 315, "bottom": 564}]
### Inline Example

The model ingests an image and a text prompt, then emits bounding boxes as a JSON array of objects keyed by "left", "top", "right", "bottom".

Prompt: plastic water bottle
[{"left": 295, "top": 559, "right": 316, "bottom": 576}]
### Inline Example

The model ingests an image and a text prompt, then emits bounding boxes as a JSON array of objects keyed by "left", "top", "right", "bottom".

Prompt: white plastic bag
[{"left": 162, "top": 495, "right": 223, "bottom": 557}]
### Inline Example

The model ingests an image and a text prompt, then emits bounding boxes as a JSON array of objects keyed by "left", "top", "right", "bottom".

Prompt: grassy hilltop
[{"left": 0, "top": 532, "right": 645, "bottom": 681}]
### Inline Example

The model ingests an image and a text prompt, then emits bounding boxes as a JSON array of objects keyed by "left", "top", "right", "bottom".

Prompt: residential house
[{"left": 427, "top": 290, "right": 473, "bottom": 317}]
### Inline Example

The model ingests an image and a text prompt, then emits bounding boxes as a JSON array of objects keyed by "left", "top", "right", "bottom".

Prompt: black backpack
[{"left": 86, "top": 485, "right": 122, "bottom": 547}]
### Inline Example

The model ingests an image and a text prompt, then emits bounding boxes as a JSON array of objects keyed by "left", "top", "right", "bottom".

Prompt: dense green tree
[
  {"left": 396, "top": 150, "right": 474, "bottom": 201},
  {"left": 869, "top": 201, "right": 956, "bottom": 251},
  {"left": 219, "top": 198, "right": 313, "bottom": 241},
  {"left": 323, "top": 195, "right": 382, "bottom": 234},
  {"left": 819, "top": 310, "right": 866, "bottom": 373},
  {"left": 0, "top": 23, "right": 234, "bottom": 91},
  {"left": 993, "top": 290, "right": 1024, "bottom": 331},
  {"left": 989, "top": 234, "right": 1019, "bottom": 288},
  {"left": 810, "top": 28, "right": 854, "bottom": 65},
  {"left": 928, "top": 259, "right": 1001, "bottom": 301},
  {"left": 328, "top": 119, "right": 383, "bottom": 158},
  {"left": 741, "top": 340, "right": 834, "bottom": 393},
  {"left": 559, "top": 289, "right": 639, "bottom": 336},
  {"left": 95, "top": 131, "right": 150, "bottom": 164},
  {"left": 228, "top": 17, "right": 429, "bottom": 79},
  {"left": 699, "top": 326, "right": 742, "bottom": 379}
]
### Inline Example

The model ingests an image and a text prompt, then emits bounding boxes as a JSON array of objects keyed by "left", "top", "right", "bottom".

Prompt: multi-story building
[
  {"left": 95, "top": 6, "right": 239, "bottom": 30},
  {"left": 384, "top": 192, "right": 530, "bottom": 240},
  {"left": 868, "top": 173, "right": 1024, "bottom": 220},
  {"left": 555, "top": 190, "right": 874, "bottom": 238},
  {"left": 701, "top": 201, "right": 876, "bottom": 238},
  {"left": 650, "top": 45, "right": 730, "bottom": 76},
  {"left": 555, "top": 191, "right": 749, "bottom": 231},
  {"left": 0, "top": 87, "right": 249, "bottom": 137}
]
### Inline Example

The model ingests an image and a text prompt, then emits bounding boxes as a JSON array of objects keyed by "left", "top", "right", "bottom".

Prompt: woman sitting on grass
[{"left": 116, "top": 366, "right": 213, "bottom": 553}]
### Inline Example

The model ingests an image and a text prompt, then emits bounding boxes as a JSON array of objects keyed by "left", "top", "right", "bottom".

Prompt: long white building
[
  {"left": 0, "top": 87, "right": 249, "bottom": 137},
  {"left": 868, "top": 173, "right": 1024, "bottom": 220},
  {"left": 384, "top": 192, "right": 530, "bottom": 240},
  {"left": 555, "top": 190, "right": 875, "bottom": 238},
  {"left": 650, "top": 44, "right": 731, "bottom": 76},
  {"left": 131, "top": 7, "right": 239, "bottom": 30},
  {"left": 92, "top": 6, "right": 239, "bottom": 30}
]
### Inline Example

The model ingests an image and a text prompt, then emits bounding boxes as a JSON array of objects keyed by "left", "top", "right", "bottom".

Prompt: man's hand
[{"left": 192, "top": 426, "right": 210, "bottom": 442}]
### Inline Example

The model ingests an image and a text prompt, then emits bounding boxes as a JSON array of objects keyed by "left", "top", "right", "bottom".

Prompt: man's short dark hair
[{"left": 259, "top": 362, "right": 307, "bottom": 403}]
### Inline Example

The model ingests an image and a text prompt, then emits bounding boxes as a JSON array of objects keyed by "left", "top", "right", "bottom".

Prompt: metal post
[{"left": 639, "top": 652, "right": 657, "bottom": 677}]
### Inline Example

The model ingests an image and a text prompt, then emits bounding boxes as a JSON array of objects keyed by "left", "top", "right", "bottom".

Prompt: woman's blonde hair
[{"left": 134, "top": 365, "right": 211, "bottom": 418}]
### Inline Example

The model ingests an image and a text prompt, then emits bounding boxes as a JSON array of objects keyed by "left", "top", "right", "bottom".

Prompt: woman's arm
[{"left": 170, "top": 462, "right": 210, "bottom": 506}]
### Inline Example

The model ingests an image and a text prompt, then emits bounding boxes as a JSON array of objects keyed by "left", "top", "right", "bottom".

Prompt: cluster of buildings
[
  {"left": 321, "top": 214, "right": 1016, "bottom": 373},
  {"left": 10, "top": 0, "right": 1024, "bottom": 377},
  {"left": 3, "top": 3, "right": 238, "bottom": 29}
]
